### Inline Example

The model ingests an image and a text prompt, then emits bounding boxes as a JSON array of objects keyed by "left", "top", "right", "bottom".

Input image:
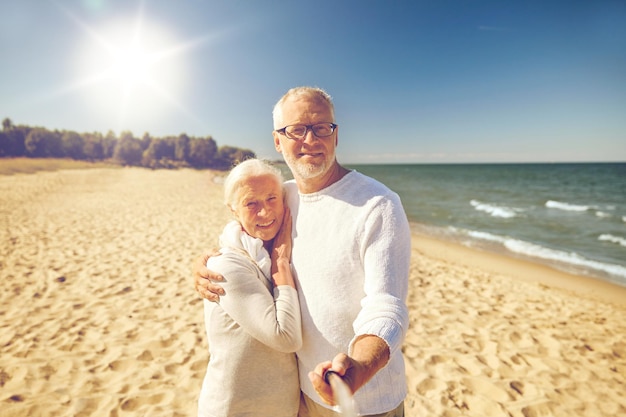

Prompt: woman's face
[{"left": 232, "top": 174, "right": 284, "bottom": 243}]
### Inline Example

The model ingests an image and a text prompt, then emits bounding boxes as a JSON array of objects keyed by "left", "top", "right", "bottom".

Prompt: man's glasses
[{"left": 275, "top": 123, "right": 338, "bottom": 140}]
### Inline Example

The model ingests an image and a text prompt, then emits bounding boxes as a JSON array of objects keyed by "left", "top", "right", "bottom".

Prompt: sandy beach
[{"left": 1, "top": 167, "right": 625, "bottom": 417}]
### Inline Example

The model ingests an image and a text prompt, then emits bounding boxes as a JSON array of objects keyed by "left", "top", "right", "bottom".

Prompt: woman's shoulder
[
  {"left": 207, "top": 249, "right": 258, "bottom": 274},
  {"left": 206, "top": 248, "right": 269, "bottom": 290}
]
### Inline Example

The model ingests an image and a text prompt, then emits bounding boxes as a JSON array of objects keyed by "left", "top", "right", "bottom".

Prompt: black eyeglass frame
[{"left": 274, "top": 123, "right": 338, "bottom": 140}]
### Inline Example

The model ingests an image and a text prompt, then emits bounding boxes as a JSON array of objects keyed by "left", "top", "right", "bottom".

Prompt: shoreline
[
  {"left": 410, "top": 221, "right": 626, "bottom": 293},
  {"left": 410, "top": 229, "right": 626, "bottom": 307}
]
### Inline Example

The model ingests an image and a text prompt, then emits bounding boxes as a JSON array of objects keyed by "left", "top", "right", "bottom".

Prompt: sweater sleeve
[
  {"left": 349, "top": 193, "right": 411, "bottom": 356},
  {"left": 208, "top": 253, "right": 302, "bottom": 352}
]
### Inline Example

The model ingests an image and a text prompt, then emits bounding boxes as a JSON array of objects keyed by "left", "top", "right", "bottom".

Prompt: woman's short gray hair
[
  {"left": 223, "top": 159, "right": 284, "bottom": 209},
  {"left": 272, "top": 86, "right": 335, "bottom": 129}
]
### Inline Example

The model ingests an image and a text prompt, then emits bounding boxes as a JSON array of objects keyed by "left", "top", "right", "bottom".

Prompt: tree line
[{"left": 0, "top": 117, "right": 256, "bottom": 170}]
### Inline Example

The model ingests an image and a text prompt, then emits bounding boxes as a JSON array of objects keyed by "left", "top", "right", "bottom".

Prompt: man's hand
[
  {"left": 307, "top": 335, "right": 390, "bottom": 405},
  {"left": 193, "top": 250, "right": 225, "bottom": 302},
  {"left": 308, "top": 354, "right": 366, "bottom": 406},
  {"left": 308, "top": 358, "right": 345, "bottom": 406}
]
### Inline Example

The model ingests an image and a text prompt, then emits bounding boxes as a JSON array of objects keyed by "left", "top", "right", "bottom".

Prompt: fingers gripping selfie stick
[{"left": 324, "top": 371, "right": 358, "bottom": 417}]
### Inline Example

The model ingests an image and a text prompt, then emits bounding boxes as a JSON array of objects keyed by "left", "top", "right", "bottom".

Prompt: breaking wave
[
  {"left": 545, "top": 200, "right": 592, "bottom": 212},
  {"left": 470, "top": 200, "right": 521, "bottom": 218},
  {"left": 465, "top": 230, "right": 626, "bottom": 280},
  {"left": 599, "top": 234, "right": 626, "bottom": 248}
]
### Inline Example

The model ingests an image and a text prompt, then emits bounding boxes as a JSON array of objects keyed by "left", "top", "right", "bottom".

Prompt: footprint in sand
[
  {"left": 402, "top": 344, "right": 421, "bottom": 359},
  {"left": 521, "top": 401, "right": 556, "bottom": 417},
  {"left": 120, "top": 392, "right": 174, "bottom": 411},
  {"left": 164, "top": 363, "right": 180, "bottom": 375},
  {"left": 509, "top": 331, "right": 534, "bottom": 348},
  {"left": 509, "top": 379, "right": 542, "bottom": 398},
  {"left": 137, "top": 350, "right": 154, "bottom": 361},
  {"left": 73, "top": 397, "right": 99, "bottom": 415},
  {"left": 461, "top": 376, "right": 511, "bottom": 402},
  {"left": 0, "top": 366, "right": 27, "bottom": 391},
  {"left": 463, "top": 394, "right": 508, "bottom": 417},
  {"left": 190, "top": 359, "right": 208, "bottom": 372},
  {"left": 533, "top": 334, "right": 562, "bottom": 357},
  {"left": 476, "top": 353, "right": 500, "bottom": 370},
  {"left": 425, "top": 354, "right": 449, "bottom": 366},
  {"left": 108, "top": 359, "right": 135, "bottom": 372},
  {"left": 455, "top": 355, "right": 484, "bottom": 376},
  {"left": 415, "top": 377, "right": 447, "bottom": 398}
]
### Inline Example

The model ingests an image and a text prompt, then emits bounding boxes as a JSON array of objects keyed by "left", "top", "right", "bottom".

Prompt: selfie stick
[{"left": 324, "top": 370, "right": 358, "bottom": 417}]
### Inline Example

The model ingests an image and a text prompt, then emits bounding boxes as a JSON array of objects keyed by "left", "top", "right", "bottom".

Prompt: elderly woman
[{"left": 197, "top": 159, "right": 301, "bottom": 417}]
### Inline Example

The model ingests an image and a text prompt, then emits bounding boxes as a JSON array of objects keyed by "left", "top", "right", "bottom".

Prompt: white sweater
[
  {"left": 286, "top": 170, "right": 411, "bottom": 414},
  {"left": 198, "top": 221, "right": 302, "bottom": 417}
]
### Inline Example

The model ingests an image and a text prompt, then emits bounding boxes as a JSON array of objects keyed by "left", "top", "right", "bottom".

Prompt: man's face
[{"left": 273, "top": 96, "right": 338, "bottom": 181}]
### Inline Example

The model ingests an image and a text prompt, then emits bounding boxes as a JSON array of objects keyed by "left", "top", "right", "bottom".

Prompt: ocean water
[{"left": 342, "top": 163, "right": 626, "bottom": 288}]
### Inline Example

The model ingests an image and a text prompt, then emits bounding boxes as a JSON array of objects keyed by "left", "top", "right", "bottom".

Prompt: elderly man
[{"left": 195, "top": 86, "right": 410, "bottom": 417}]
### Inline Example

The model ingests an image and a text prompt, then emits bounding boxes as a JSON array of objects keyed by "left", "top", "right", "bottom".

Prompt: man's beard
[{"left": 283, "top": 151, "right": 333, "bottom": 181}]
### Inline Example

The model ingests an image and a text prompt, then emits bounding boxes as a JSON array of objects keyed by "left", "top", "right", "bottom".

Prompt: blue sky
[{"left": 1, "top": 0, "right": 624, "bottom": 163}]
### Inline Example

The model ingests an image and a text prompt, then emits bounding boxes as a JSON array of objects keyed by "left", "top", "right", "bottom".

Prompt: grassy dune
[{"left": 0, "top": 158, "right": 119, "bottom": 175}]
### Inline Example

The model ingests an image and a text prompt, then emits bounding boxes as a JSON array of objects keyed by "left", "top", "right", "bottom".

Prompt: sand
[{"left": 1, "top": 167, "right": 625, "bottom": 417}]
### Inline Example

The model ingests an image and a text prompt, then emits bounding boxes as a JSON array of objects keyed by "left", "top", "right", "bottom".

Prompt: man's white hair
[{"left": 272, "top": 86, "right": 335, "bottom": 129}]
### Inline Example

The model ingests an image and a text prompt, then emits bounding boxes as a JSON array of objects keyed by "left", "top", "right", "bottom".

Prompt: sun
[
  {"left": 49, "top": 2, "right": 213, "bottom": 133},
  {"left": 72, "top": 14, "right": 188, "bottom": 125},
  {"left": 111, "top": 43, "right": 152, "bottom": 89}
]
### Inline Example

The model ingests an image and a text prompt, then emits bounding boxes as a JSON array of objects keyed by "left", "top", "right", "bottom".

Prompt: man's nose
[{"left": 302, "top": 127, "right": 318, "bottom": 143}]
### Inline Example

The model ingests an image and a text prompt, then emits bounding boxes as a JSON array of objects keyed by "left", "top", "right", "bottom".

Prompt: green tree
[
  {"left": 188, "top": 137, "right": 217, "bottom": 168},
  {"left": 0, "top": 122, "right": 27, "bottom": 156},
  {"left": 141, "top": 138, "right": 171, "bottom": 168},
  {"left": 61, "top": 130, "right": 85, "bottom": 160},
  {"left": 141, "top": 142, "right": 159, "bottom": 168},
  {"left": 161, "top": 136, "right": 176, "bottom": 161},
  {"left": 25, "top": 128, "right": 62, "bottom": 157},
  {"left": 215, "top": 146, "right": 255, "bottom": 169},
  {"left": 140, "top": 132, "right": 152, "bottom": 151},
  {"left": 175, "top": 133, "right": 190, "bottom": 161},
  {"left": 113, "top": 132, "right": 142, "bottom": 165},
  {"left": 83, "top": 132, "right": 105, "bottom": 161},
  {"left": 0, "top": 131, "right": 7, "bottom": 156},
  {"left": 2, "top": 117, "right": 13, "bottom": 131},
  {"left": 102, "top": 131, "right": 117, "bottom": 159}
]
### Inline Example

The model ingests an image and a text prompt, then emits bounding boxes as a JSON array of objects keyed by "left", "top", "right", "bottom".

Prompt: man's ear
[{"left": 273, "top": 131, "right": 282, "bottom": 153}]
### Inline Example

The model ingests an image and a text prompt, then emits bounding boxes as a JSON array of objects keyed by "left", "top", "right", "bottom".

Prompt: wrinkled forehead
[
  {"left": 280, "top": 95, "right": 335, "bottom": 124},
  {"left": 235, "top": 174, "right": 284, "bottom": 201}
]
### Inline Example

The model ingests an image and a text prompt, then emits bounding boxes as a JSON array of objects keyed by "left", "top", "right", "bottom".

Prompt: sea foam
[
  {"left": 546, "top": 200, "right": 591, "bottom": 212},
  {"left": 470, "top": 200, "right": 519, "bottom": 218},
  {"left": 466, "top": 230, "right": 626, "bottom": 280},
  {"left": 599, "top": 234, "right": 626, "bottom": 248}
]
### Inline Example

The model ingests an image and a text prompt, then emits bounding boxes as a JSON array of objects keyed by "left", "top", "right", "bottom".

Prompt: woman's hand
[
  {"left": 271, "top": 207, "right": 292, "bottom": 264},
  {"left": 271, "top": 207, "right": 293, "bottom": 287}
]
